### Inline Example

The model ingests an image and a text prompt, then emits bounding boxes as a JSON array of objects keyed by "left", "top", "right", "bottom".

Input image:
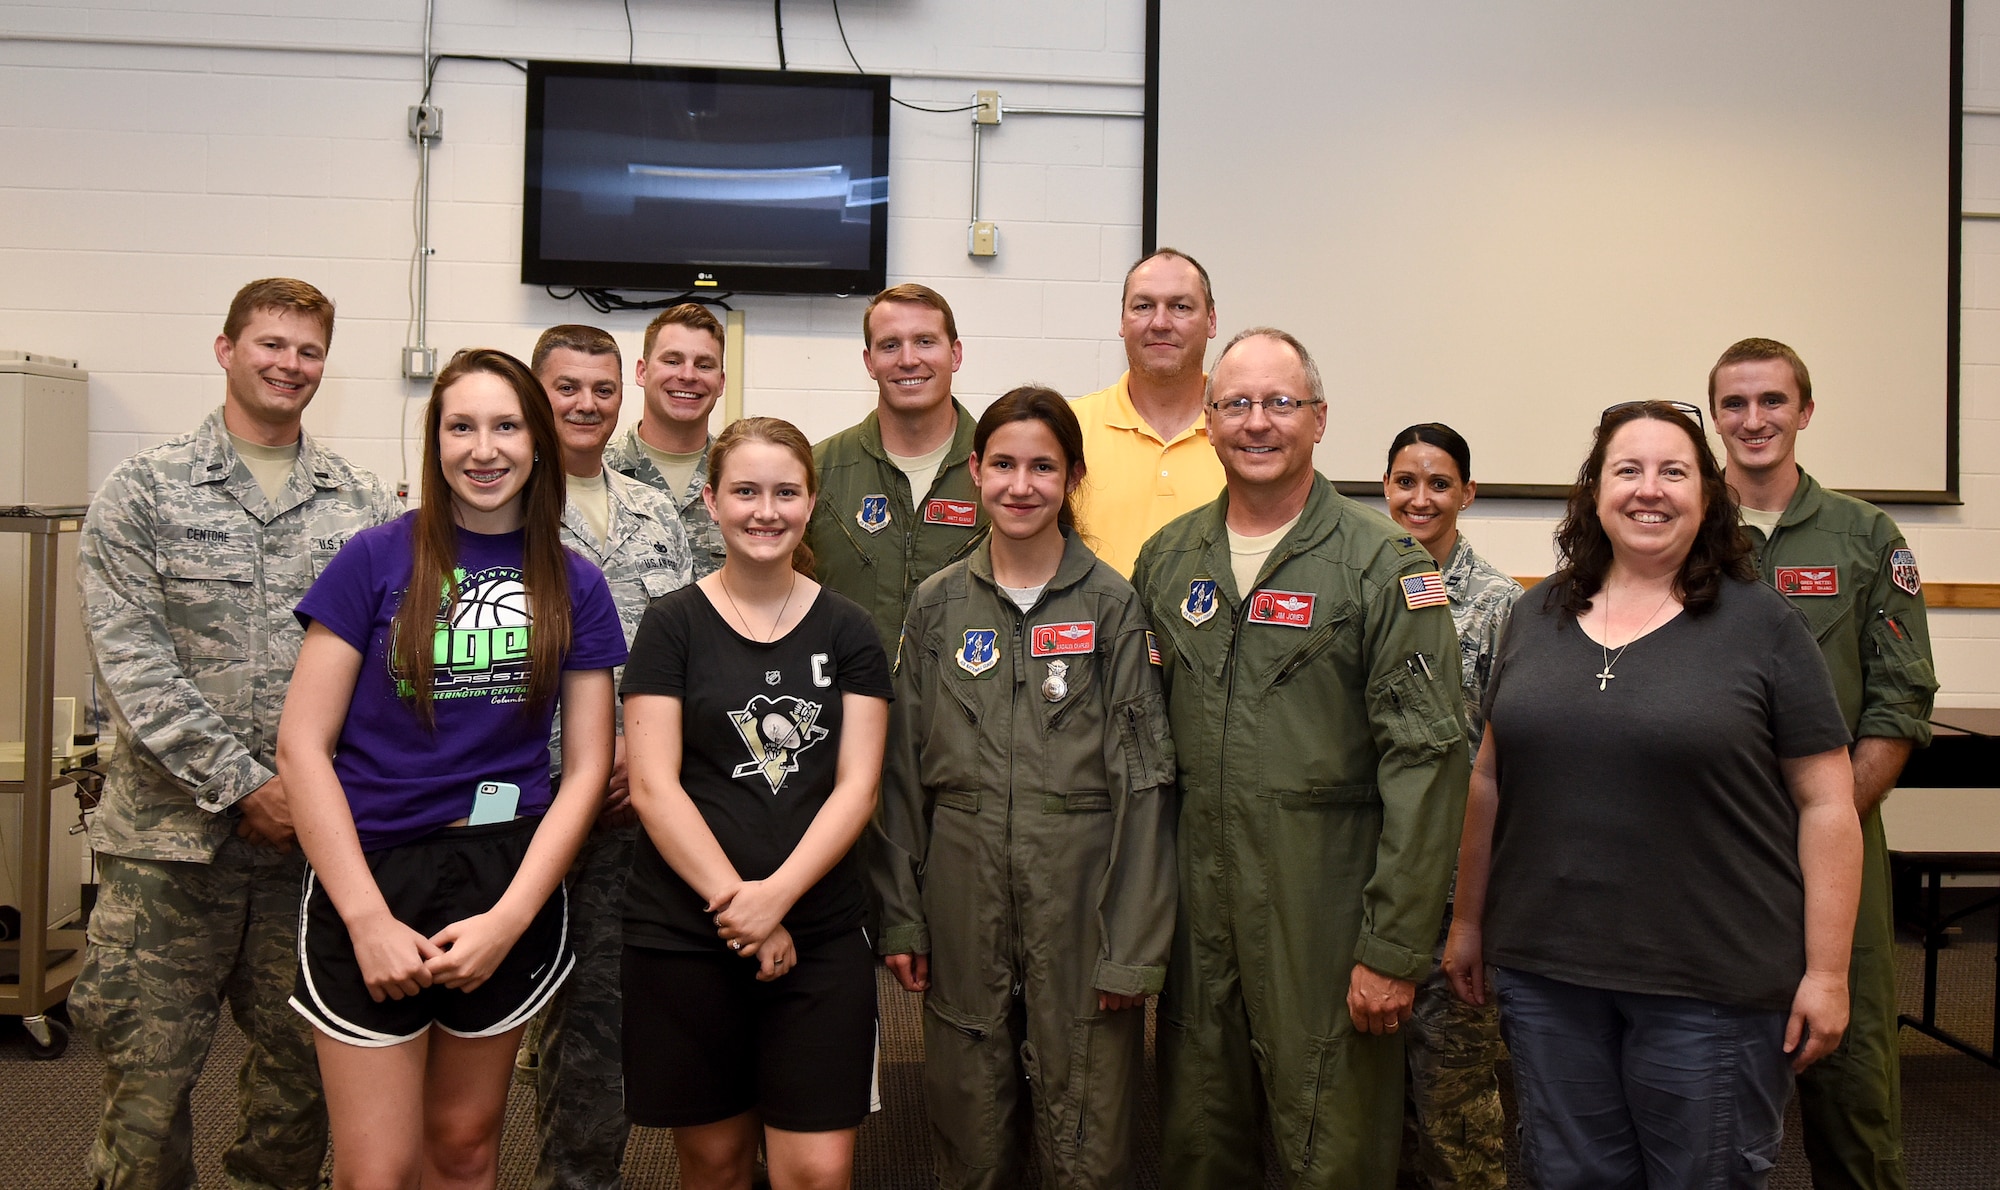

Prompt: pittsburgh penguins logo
[{"left": 727, "top": 694, "right": 830, "bottom": 794}]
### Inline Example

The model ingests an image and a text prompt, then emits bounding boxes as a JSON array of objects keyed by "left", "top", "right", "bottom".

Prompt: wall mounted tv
[{"left": 523, "top": 61, "right": 891, "bottom": 296}]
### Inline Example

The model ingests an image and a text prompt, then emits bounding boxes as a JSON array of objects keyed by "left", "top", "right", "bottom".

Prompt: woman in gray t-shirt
[{"left": 1441, "top": 402, "right": 1861, "bottom": 1190}]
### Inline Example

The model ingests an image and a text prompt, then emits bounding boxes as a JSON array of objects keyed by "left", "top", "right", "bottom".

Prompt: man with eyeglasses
[
  {"left": 1709, "top": 338, "right": 1936, "bottom": 1190},
  {"left": 1132, "top": 328, "right": 1471, "bottom": 1190},
  {"left": 1068, "top": 248, "right": 1223, "bottom": 576}
]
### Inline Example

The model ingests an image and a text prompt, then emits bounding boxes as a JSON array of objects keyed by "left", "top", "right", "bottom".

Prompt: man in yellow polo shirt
[{"left": 1070, "top": 248, "right": 1224, "bottom": 575}]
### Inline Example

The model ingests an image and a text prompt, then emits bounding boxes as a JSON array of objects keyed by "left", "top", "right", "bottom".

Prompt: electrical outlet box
[
  {"left": 402, "top": 346, "right": 437, "bottom": 380},
  {"left": 974, "top": 90, "right": 1002, "bottom": 125},
  {"left": 408, "top": 103, "right": 444, "bottom": 143},
  {"left": 968, "top": 221, "right": 999, "bottom": 257}
]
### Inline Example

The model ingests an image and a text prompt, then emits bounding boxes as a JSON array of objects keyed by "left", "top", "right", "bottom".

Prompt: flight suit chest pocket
[
  {"left": 1038, "top": 652, "right": 1097, "bottom": 732},
  {"left": 1792, "top": 589, "right": 1852, "bottom": 643},
  {"left": 1267, "top": 599, "right": 1359, "bottom": 685},
  {"left": 156, "top": 540, "right": 258, "bottom": 660}
]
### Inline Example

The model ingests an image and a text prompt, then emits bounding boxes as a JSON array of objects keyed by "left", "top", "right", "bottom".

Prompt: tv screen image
[{"left": 524, "top": 62, "right": 891, "bottom": 296}]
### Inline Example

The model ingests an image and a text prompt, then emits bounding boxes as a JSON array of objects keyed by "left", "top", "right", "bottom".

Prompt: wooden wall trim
[{"left": 1509, "top": 580, "right": 2000, "bottom": 609}]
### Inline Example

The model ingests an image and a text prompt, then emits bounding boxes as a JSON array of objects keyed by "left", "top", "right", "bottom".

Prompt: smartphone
[{"left": 468, "top": 780, "right": 521, "bottom": 825}]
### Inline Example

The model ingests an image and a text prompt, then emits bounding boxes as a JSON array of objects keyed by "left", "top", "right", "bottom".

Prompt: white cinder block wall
[{"left": 2, "top": 0, "right": 1997, "bottom": 704}]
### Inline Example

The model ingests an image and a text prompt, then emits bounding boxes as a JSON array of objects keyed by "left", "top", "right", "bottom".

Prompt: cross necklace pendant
[{"left": 1593, "top": 584, "right": 1675, "bottom": 692}]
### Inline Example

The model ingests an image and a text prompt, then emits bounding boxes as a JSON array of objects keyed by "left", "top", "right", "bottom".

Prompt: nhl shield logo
[
  {"left": 957, "top": 628, "right": 1000, "bottom": 676},
  {"left": 856, "top": 494, "right": 891, "bottom": 534},
  {"left": 1181, "top": 577, "right": 1218, "bottom": 627}
]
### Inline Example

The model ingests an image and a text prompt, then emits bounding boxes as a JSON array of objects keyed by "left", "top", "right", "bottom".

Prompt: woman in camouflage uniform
[{"left": 1381, "top": 423, "right": 1520, "bottom": 1190}]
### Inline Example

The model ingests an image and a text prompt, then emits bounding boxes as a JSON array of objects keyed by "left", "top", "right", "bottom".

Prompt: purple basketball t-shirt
[{"left": 296, "top": 513, "right": 627, "bottom": 850}]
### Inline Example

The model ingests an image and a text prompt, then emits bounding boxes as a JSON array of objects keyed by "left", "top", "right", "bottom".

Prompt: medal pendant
[{"left": 1041, "top": 660, "right": 1070, "bottom": 703}]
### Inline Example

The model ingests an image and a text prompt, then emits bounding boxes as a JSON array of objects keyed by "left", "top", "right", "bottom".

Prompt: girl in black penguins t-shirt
[{"left": 619, "top": 416, "right": 891, "bottom": 1190}]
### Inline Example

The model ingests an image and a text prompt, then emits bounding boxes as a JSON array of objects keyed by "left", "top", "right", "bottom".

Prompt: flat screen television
[{"left": 523, "top": 61, "right": 890, "bottom": 296}]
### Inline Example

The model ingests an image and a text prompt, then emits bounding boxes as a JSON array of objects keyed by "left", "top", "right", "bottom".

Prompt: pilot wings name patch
[
  {"left": 1401, "top": 572, "right": 1449, "bottom": 610},
  {"left": 1247, "top": 589, "right": 1315, "bottom": 628},
  {"left": 924, "top": 498, "right": 978, "bottom": 527},
  {"left": 1030, "top": 621, "right": 1096, "bottom": 656},
  {"left": 1775, "top": 566, "right": 1839, "bottom": 597}
]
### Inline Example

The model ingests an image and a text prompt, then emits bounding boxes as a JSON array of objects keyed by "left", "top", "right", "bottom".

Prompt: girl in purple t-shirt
[{"left": 278, "top": 348, "right": 624, "bottom": 1189}]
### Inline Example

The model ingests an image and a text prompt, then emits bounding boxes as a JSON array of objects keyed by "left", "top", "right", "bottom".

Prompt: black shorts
[
  {"left": 290, "top": 816, "right": 572, "bottom": 1047},
  {"left": 622, "top": 928, "right": 877, "bottom": 1132}
]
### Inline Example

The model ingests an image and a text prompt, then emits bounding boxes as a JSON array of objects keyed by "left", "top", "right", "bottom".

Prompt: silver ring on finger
[{"left": 729, "top": 940, "right": 743, "bottom": 952}]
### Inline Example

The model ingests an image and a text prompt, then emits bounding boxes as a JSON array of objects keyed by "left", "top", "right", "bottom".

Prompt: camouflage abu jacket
[
  {"left": 81, "top": 408, "right": 399, "bottom": 863},
  {"left": 603, "top": 424, "right": 725, "bottom": 578},
  {"left": 1440, "top": 534, "right": 1522, "bottom": 751}
]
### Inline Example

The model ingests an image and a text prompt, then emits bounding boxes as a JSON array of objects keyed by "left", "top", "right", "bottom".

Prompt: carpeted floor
[{"left": 3, "top": 937, "right": 1994, "bottom": 1188}]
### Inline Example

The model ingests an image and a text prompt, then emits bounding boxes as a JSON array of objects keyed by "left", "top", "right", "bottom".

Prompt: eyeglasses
[
  {"left": 1207, "top": 395, "right": 1325, "bottom": 420},
  {"left": 1601, "top": 399, "right": 1705, "bottom": 430}
]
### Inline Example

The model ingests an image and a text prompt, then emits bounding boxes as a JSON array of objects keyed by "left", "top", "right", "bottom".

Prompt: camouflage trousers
[
  {"left": 70, "top": 839, "right": 327, "bottom": 1190},
  {"left": 531, "top": 822, "right": 638, "bottom": 1190},
  {"left": 1399, "top": 944, "right": 1508, "bottom": 1190}
]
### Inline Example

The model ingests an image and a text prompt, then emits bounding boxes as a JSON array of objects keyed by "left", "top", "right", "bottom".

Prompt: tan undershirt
[
  {"left": 1740, "top": 504, "right": 1783, "bottom": 535},
  {"left": 638, "top": 438, "right": 705, "bottom": 499},
  {"left": 1227, "top": 513, "right": 1303, "bottom": 596},
  {"left": 566, "top": 471, "right": 611, "bottom": 546},
  {"left": 886, "top": 437, "right": 955, "bottom": 502},
  {"left": 226, "top": 432, "right": 300, "bottom": 503}
]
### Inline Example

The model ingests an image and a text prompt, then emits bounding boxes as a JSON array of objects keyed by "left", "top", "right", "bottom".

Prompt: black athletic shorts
[
  {"left": 622, "top": 927, "right": 877, "bottom": 1132},
  {"left": 290, "top": 816, "right": 571, "bottom": 1047}
]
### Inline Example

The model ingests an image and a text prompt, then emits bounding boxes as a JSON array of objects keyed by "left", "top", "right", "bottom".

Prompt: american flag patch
[
  {"left": 1401, "top": 571, "right": 1448, "bottom": 610},
  {"left": 1146, "top": 631, "right": 1162, "bottom": 666}
]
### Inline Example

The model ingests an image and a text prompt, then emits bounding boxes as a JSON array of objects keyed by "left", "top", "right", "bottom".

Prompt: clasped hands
[{"left": 709, "top": 879, "right": 797, "bottom": 982}]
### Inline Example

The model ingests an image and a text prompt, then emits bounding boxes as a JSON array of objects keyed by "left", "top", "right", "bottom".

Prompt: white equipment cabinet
[{"left": 0, "top": 352, "right": 91, "bottom": 1059}]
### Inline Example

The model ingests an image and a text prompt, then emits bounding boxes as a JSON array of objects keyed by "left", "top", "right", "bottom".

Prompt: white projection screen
[{"left": 1150, "top": 2, "right": 1961, "bottom": 499}]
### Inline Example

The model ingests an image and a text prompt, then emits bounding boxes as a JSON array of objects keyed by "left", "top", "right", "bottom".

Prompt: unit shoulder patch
[{"left": 1889, "top": 547, "right": 1921, "bottom": 595}]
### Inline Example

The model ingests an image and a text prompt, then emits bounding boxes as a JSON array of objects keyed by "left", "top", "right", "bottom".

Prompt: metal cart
[{"left": 0, "top": 506, "right": 90, "bottom": 1058}]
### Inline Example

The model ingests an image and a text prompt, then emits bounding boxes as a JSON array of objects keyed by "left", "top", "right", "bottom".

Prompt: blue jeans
[{"left": 1494, "top": 967, "right": 1794, "bottom": 1190}]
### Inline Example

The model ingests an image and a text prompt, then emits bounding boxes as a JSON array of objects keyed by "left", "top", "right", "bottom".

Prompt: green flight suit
[
  {"left": 808, "top": 403, "right": 985, "bottom": 651},
  {"left": 1132, "top": 476, "right": 1470, "bottom": 1190},
  {"left": 1743, "top": 468, "right": 1937, "bottom": 1190},
  {"left": 872, "top": 532, "right": 1176, "bottom": 1189}
]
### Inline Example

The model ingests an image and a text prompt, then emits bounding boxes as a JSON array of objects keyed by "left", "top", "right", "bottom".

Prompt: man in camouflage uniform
[
  {"left": 1132, "top": 329, "right": 1469, "bottom": 1190},
  {"left": 71, "top": 278, "right": 398, "bottom": 1190},
  {"left": 602, "top": 303, "right": 727, "bottom": 578},
  {"left": 527, "top": 325, "right": 693, "bottom": 1190},
  {"left": 1709, "top": 338, "right": 1938, "bottom": 1190},
  {"left": 807, "top": 284, "right": 985, "bottom": 651}
]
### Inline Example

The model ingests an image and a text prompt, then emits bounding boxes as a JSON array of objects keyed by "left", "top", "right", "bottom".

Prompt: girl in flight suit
[{"left": 871, "top": 385, "right": 1177, "bottom": 1190}]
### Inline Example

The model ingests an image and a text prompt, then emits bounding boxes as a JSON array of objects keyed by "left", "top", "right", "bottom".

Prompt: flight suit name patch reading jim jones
[{"left": 1247, "top": 589, "right": 1315, "bottom": 628}]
